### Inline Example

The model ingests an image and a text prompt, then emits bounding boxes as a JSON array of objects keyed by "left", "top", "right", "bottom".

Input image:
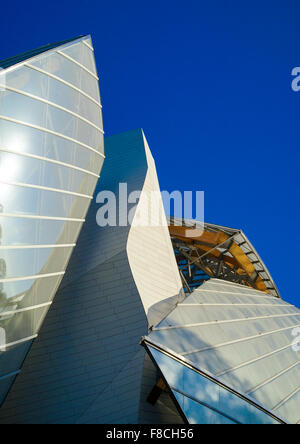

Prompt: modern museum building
[{"left": 0, "top": 36, "right": 299, "bottom": 424}]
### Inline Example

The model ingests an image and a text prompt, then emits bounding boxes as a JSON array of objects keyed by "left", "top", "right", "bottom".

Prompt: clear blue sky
[{"left": 1, "top": 1, "right": 299, "bottom": 306}]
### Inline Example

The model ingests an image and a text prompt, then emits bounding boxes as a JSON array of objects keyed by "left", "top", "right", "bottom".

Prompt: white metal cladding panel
[
  {"left": 148, "top": 279, "right": 300, "bottom": 423},
  {"left": 0, "top": 36, "right": 104, "bottom": 405},
  {"left": 127, "top": 132, "right": 184, "bottom": 328}
]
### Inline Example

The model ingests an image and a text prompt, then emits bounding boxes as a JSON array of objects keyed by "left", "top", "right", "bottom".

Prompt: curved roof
[{"left": 143, "top": 279, "right": 300, "bottom": 424}]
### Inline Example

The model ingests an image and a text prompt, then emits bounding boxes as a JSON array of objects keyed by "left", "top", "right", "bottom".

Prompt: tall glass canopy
[{"left": 0, "top": 35, "right": 104, "bottom": 405}]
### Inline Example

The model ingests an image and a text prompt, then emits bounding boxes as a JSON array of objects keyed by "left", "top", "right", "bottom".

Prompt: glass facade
[
  {"left": 0, "top": 36, "right": 104, "bottom": 401},
  {"left": 147, "top": 345, "right": 281, "bottom": 424}
]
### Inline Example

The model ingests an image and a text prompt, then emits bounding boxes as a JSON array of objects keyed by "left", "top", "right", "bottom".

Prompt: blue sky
[{"left": 1, "top": 1, "right": 299, "bottom": 306}]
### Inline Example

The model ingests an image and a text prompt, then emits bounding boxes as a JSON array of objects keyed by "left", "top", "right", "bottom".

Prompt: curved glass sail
[{"left": 0, "top": 35, "right": 104, "bottom": 403}]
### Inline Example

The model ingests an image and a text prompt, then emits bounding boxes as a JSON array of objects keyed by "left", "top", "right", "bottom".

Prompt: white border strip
[
  {"left": 57, "top": 50, "right": 99, "bottom": 80},
  {"left": 0, "top": 115, "right": 105, "bottom": 158},
  {"left": 0, "top": 213, "right": 85, "bottom": 222},
  {"left": 0, "top": 244, "right": 75, "bottom": 250},
  {"left": 0, "top": 84, "right": 103, "bottom": 133},
  {"left": 0, "top": 301, "right": 52, "bottom": 318},
  {"left": 0, "top": 179, "right": 93, "bottom": 199},
  {"left": 25, "top": 63, "right": 102, "bottom": 108},
  {"left": 0, "top": 271, "right": 65, "bottom": 284},
  {"left": 0, "top": 147, "right": 100, "bottom": 178},
  {"left": 82, "top": 39, "right": 94, "bottom": 51}
]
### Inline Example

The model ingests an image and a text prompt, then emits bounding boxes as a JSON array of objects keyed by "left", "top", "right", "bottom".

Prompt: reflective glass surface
[
  {"left": 0, "top": 36, "right": 104, "bottom": 405},
  {"left": 0, "top": 151, "right": 98, "bottom": 196},
  {"left": 173, "top": 391, "right": 236, "bottom": 424},
  {"left": 0, "top": 374, "right": 18, "bottom": 405},
  {"left": 0, "top": 217, "right": 82, "bottom": 246},
  {"left": 147, "top": 345, "right": 280, "bottom": 424},
  {"left": 0, "top": 183, "right": 89, "bottom": 218},
  {"left": 0, "top": 119, "right": 104, "bottom": 174},
  {"left": 0, "top": 90, "right": 102, "bottom": 150}
]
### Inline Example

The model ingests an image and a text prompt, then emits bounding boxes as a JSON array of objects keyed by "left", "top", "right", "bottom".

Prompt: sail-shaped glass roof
[{"left": 0, "top": 36, "right": 84, "bottom": 69}]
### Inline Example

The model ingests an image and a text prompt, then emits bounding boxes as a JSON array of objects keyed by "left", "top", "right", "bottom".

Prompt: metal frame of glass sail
[{"left": 168, "top": 217, "right": 280, "bottom": 298}]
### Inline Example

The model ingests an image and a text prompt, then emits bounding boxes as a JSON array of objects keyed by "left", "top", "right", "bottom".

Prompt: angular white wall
[{"left": 127, "top": 132, "right": 184, "bottom": 327}]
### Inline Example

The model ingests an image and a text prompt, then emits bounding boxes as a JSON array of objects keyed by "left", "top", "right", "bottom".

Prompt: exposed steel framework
[{"left": 168, "top": 217, "right": 280, "bottom": 298}]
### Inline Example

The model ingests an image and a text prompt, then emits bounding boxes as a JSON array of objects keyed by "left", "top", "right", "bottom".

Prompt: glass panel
[
  {"left": 0, "top": 340, "right": 32, "bottom": 376},
  {"left": 0, "top": 35, "right": 104, "bottom": 409},
  {"left": 60, "top": 41, "right": 98, "bottom": 76},
  {"left": 276, "top": 389, "right": 300, "bottom": 425},
  {"left": 147, "top": 346, "right": 280, "bottom": 424},
  {"left": 0, "top": 217, "right": 82, "bottom": 246},
  {"left": 0, "top": 119, "right": 104, "bottom": 174},
  {"left": 0, "top": 183, "right": 90, "bottom": 218},
  {"left": 0, "top": 274, "right": 63, "bottom": 307},
  {"left": 173, "top": 391, "right": 236, "bottom": 424},
  {"left": 0, "top": 246, "right": 73, "bottom": 279},
  {"left": 5, "top": 64, "right": 103, "bottom": 128},
  {"left": 0, "top": 374, "right": 18, "bottom": 405},
  {"left": 0, "top": 276, "right": 69, "bottom": 345},
  {"left": 0, "top": 305, "right": 48, "bottom": 345},
  {"left": 0, "top": 151, "right": 98, "bottom": 196},
  {"left": 28, "top": 50, "right": 100, "bottom": 102},
  {"left": 0, "top": 36, "right": 81, "bottom": 70},
  {"left": 0, "top": 90, "right": 102, "bottom": 150}
]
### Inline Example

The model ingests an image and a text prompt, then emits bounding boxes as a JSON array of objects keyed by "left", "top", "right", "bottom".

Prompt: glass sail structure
[
  {"left": 0, "top": 36, "right": 298, "bottom": 424},
  {"left": 0, "top": 35, "right": 105, "bottom": 405},
  {"left": 142, "top": 278, "right": 300, "bottom": 424},
  {"left": 144, "top": 343, "right": 282, "bottom": 424}
]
